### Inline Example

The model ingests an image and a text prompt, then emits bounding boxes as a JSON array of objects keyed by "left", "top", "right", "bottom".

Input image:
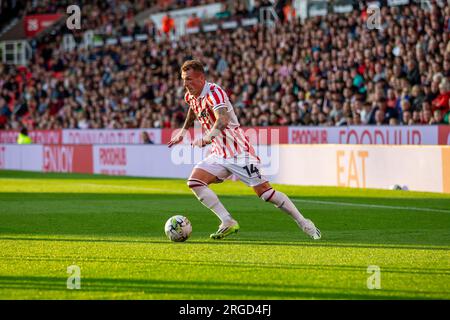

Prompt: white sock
[
  {"left": 188, "top": 179, "right": 234, "bottom": 225},
  {"left": 260, "top": 188, "right": 307, "bottom": 228}
]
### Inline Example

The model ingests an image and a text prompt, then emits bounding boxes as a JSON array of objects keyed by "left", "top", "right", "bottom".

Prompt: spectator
[
  {"left": 186, "top": 13, "right": 201, "bottom": 29},
  {"left": 141, "top": 131, "right": 154, "bottom": 144},
  {"left": 234, "top": 2, "right": 249, "bottom": 18},
  {"left": 386, "top": 89, "right": 397, "bottom": 109},
  {"left": 283, "top": 1, "right": 296, "bottom": 23},
  {"left": 369, "top": 98, "right": 398, "bottom": 124},
  {"left": 406, "top": 60, "right": 421, "bottom": 86},
  {"left": 161, "top": 13, "right": 176, "bottom": 38},
  {"left": 216, "top": 2, "right": 231, "bottom": 20},
  {"left": 412, "top": 110, "right": 421, "bottom": 124},
  {"left": 399, "top": 100, "right": 412, "bottom": 122},
  {"left": 430, "top": 109, "right": 445, "bottom": 125},
  {"left": 0, "top": 97, "right": 11, "bottom": 128},
  {"left": 410, "top": 85, "right": 425, "bottom": 112},
  {"left": 389, "top": 117, "right": 399, "bottom": 126},
  {"left": 360, "top": 103, "right": 372, "bottom": 124},
  {"left": 375, "top": 110, "right": 386, "bottom": 126},
  {"left": 422, "top": 109, "right": 433, "bottom": 124},
  {"left": 432, "top": 80, "right": 450, "bottom": 114},
  {"left": 402, "top": 111, "right": 412, "bottom": 125},
  {"left": 17, "top": 127, "right": 32, "bottom": 144},
  {"left": 353, "top": 112, "right": 362, "bottom": 125}
]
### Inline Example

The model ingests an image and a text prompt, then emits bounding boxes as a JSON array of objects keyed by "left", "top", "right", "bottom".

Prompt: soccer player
[{"left": 168, "top": 60, "right": 321, "bottom": 240}]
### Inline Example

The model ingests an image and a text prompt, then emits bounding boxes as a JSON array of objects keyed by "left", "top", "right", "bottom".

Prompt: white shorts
[{"left": 194, "top": 153, "right": 267, "bottom": 187}]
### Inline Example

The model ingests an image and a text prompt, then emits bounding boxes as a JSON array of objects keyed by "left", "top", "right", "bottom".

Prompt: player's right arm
[{"left": 168, "top": 107, "right": 196, "bottom": 148}]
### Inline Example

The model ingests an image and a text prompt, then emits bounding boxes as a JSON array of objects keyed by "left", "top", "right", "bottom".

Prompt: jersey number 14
[{"left": 243, "top": 164, "right": 261, "bottom": 178}]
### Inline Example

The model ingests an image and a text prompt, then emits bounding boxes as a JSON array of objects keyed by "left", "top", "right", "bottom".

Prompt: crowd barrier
[
  {"left": 0, "top": 125, "right": 449, "bottom": 145},
  {"left": 1, "top": 143, "right": 449, "bottom": 194}
]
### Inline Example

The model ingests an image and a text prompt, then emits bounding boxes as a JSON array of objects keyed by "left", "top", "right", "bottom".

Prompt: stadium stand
[{"left": 0, "top": 0, "right": 449, "bottom": 130}]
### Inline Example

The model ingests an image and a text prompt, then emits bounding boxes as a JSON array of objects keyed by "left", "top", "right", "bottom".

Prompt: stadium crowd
[{"left": 0, "top": 1, "right": 449, "bottom": 130}]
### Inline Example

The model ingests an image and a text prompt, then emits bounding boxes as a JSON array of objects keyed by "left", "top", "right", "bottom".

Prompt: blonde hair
[
  {"left": 439, "top": 79, "right": 449, "bottom": 92},
  {"left": 181, "top": 60, "right": 205, "bottom": 73}
]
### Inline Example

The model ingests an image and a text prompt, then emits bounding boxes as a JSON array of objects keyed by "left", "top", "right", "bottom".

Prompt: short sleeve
[{"left": 206, "top": 86, "right": 228, "bottom": 111}]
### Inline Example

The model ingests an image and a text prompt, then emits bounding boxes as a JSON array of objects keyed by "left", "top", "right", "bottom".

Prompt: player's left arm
[
  {"left": 204, "top": 107, "right": 229, "bottom": 143},
  {"left": 192, "top": 107, "right": 229, "bottom": 147}
]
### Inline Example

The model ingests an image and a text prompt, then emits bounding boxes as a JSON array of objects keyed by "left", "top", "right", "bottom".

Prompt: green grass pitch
[{"left": 0, "top": 170, "right": 449, "bottom": 299}]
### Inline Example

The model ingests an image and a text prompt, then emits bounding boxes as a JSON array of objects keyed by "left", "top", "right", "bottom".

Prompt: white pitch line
[
  {"left": 292, "top": 199, "right": 450, "bottom": 214},
  {"left": 79, "top": 185, "right": 450, "bottom": 213}
]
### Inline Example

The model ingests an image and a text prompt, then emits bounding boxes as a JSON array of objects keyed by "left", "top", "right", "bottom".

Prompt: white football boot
[{"left": 301, "top": 219, "right": 322, "bottom": 240}]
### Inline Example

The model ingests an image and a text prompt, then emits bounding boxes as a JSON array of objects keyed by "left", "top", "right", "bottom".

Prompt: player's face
[{"left": 182, "top": 70, "right": 205, "bottom": 97}]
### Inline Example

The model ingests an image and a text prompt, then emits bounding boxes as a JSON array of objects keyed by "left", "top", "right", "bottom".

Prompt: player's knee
[
  {"left": 259, "top": 187, "right": 276, "bottom": 202},
  {"left": 187, "top": 179, "right": 208, "bottom": 189}
]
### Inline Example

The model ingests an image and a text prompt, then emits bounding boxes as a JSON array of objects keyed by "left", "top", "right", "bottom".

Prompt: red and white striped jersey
[{"left": 184, "top": 82, "right": 258, "bottom": 159}]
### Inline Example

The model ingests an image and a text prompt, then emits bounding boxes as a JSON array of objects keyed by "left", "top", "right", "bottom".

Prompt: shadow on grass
[
  {"left": 0, "top": 235, "right": 448, "bottom": 252},
  {"left": 0, "top": 275, "right": 446, "bottom": 299},
  {"left": 1, "top": 253, "right": 449, "bottom": 276}
]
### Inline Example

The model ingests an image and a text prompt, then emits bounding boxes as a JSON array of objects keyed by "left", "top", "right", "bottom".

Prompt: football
[{"left": 164, "top": 215, "right": 192, "bottom": 242}]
